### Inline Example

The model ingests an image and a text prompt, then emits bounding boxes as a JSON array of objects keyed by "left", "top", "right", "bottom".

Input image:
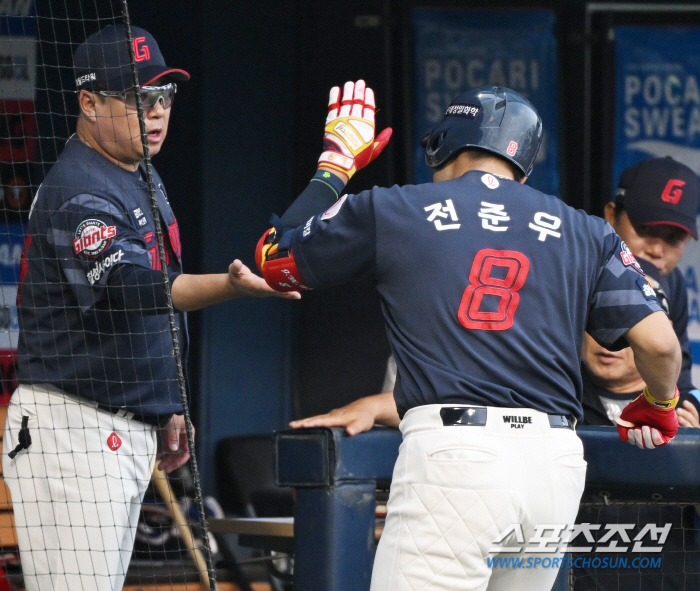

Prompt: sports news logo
[
  {"left": 73, "top": 219, "right": 116, "bottom": 257},
  {"left": 660, "top": 179, "right": 685, "bottom": 204},
  {"left": 133, "top": 37, "right": 150, "bottom": 62},
  {"left": 445, "top": 103, "right": 481, "bottom": 119}
]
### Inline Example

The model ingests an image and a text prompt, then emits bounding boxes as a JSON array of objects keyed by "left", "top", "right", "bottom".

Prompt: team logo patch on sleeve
[
  {"left": 320, "top": 194, "right": 348, "bottom": 220},
  {"left": 637, "top": 276, "right": 659, "bottom": 302},
  {"left": 620, "top": 242, "right": 644, "bottom": 274},
  {"left": 73, "top": 219, "right": 116, "bottom": 257}
]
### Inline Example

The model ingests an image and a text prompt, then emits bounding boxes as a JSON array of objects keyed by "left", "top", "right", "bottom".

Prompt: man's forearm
[
  {"left": 279, "top": 169, "right": 346, "bottom": 228},
  {"left": 171, "top": 273, "right": 236, "bottom": 312},
  {"left": 627, "top": 311, "right": 682, "bottom": 400}
]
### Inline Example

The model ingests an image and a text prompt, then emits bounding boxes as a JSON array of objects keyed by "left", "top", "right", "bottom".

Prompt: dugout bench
[{"left": 210, "top": 426, "right": 700, "bottom": 591}]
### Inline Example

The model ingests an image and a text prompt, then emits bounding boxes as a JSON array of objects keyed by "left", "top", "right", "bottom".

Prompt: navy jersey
[
  {"left": 290, "top": 171, "right": 663, "bottom": 420},
  {"left": 16, "top": 136, "right": 185, "bottom": 423}
]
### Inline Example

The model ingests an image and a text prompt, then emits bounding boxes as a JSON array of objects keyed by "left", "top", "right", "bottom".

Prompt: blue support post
[
  {"left": 294, "top": 483, "right": 377, "bottom": 591},
  {"left": 276, "top": 427, "right": 401, "bottom": 591}
]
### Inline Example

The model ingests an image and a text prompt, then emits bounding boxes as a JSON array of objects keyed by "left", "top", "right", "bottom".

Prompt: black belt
[{"left": 440, "top": 407, "right": 575, "bottom": 430}]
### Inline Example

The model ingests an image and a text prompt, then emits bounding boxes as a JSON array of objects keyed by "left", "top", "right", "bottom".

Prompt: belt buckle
[{"left": 440, "top": 406, "right": 487, "bottom": 427}]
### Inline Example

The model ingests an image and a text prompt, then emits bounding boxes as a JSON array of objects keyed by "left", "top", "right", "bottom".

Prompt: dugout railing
[{"left": 274, "top": 425, "right": 700, "bottom": 591}]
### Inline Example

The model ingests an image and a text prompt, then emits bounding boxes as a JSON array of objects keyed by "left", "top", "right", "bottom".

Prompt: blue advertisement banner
[
  {"left": 0, "top": 0, "right": 35, "bottom": 36},
  {"left": 0, "top": 221, "right": 23, "bottom": 284},
  {"left": 614, "top": 27, "right": 700, "bottom": 189},
  {"left": 412, "top": 9, "right": 559, "bottom": 196},
  {"left": 615, "top": 26, "right": 700, "bottom": 388},
  {"left": 0, "top": 222, "right": 24, "bottom": 349}
]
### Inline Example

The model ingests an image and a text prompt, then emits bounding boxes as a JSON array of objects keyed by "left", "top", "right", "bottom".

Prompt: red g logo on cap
[
  {"left": 133, "top": 37, "right": 150, "bottom": 62},
  {"left": 661, "top": 179, "right": 685, "bottom": 204}
]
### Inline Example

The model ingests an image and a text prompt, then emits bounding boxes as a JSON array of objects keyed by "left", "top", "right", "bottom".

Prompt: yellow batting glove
[{"left": 318, "top": 80, "right": 392, "bottom": 180}]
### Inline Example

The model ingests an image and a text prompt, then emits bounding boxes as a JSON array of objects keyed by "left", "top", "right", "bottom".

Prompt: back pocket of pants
[{"left": 428, "top": 447, "right": 497, "bottom": 463}]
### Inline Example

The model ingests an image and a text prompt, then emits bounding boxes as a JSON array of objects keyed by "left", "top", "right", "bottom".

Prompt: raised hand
[{"left": 318, "top": 80, "right": 392, "bottom": 181}]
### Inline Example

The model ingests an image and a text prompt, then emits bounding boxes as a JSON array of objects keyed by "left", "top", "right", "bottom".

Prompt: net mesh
[
  {"left": 569, "top": 498, "right": 700, "bottom": 591},
  {"left": 0, "top": 1, "right": 217, "bottom": 589}
]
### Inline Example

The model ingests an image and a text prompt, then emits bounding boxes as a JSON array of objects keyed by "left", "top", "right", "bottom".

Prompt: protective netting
[
  {"left": 0, "top": 1, "right": 216, "bottom": 589},
  {"left": 569, "top": 498, "right": 700, "bottom": 591}
]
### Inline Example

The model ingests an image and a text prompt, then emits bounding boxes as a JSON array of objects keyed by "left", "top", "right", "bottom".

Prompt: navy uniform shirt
[
  {"left": 289, "top": 171, "right": 663, "bottom": 421},
  {"left": 17, "top": 136, "right": 185, "bottom": 423}
]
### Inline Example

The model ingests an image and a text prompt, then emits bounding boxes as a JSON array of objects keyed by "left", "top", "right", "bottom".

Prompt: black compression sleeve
[
  {"left": 106, "top": 264, "right": 181, "bottom": 314},
  {"left": 279, "top": 170, "right": 346, "bottom": 228}
]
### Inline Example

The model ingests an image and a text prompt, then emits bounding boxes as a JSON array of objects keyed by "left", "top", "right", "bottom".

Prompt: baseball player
[
  {"left": 604, "top": 157, "right": 700, "bottom": 411},
  {"left": 3, "top": 25, "right": 296, "bottom": 591},
  {"left": 260, "top": 82, "right": 681, "bottom": 590}
]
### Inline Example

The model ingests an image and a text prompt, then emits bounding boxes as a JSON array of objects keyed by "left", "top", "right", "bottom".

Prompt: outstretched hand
[
  {"left": 290, "top": 392, "right": 400, "bottom": 436},
  {"left": 229, "top": 259, "right": 300, "bottom": 299}
]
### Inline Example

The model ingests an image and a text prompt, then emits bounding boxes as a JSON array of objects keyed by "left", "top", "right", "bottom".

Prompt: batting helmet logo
[
  {"left": 107, "top": 432, "right": 122, "bottom": 451},
  {"left": 423, "top": 86, "right": 543, "bottom": 176}
]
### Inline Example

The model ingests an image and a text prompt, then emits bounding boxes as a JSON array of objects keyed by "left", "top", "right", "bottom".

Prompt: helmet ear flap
[
  {"left": 420, "top": 130, "right": 431, "bottom": 149},
  {"left": 426, "top": 130, "right": 448, "bottom": 155}
]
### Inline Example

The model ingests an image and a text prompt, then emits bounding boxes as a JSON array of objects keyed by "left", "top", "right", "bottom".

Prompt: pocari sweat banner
[
  {"left": 615, "top": 26, "right": 700, "bottom": 385},
  {"left": 412, "top": 9, "right": 559, "bottom": 196}
]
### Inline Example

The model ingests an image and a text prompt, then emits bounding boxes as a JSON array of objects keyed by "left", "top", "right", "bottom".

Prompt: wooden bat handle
[{"left": 152, "top": 465, "right": 216, "bottom": 591}]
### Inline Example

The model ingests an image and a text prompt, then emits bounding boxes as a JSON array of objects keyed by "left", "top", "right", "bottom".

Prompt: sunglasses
[{"left": 95, "top": 83, "right": 177, "bottom": 112}]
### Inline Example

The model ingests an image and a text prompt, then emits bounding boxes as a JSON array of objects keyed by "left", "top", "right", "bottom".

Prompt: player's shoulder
[
  {"left": 42, "top": 137, "right": 140, "bottom": 212},
  {"left": 665, "top": 265, "right": 687, "bottom": 296},
  {"left": 518, "top": 182, "right": 612, "bottom": 235}
]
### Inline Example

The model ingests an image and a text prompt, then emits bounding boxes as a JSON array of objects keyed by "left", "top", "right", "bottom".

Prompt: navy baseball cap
[
  {"left": 73, "top": 24, "right": 190, "bottom": 92},
  {"left": 615, "top": 156, "right": 700, "bottom": 239}
]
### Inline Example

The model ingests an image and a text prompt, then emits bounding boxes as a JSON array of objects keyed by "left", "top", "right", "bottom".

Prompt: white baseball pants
[
  {"left": 370, "top": 404, "right": 586, "bottom": 591},
  {"left": 2, "top": 384, "right": 157, "bottom": 591}
]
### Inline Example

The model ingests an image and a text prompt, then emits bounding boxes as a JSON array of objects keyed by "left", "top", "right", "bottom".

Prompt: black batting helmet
[{"left": 422, "top": 86, "right": 543, "bottom": 177}]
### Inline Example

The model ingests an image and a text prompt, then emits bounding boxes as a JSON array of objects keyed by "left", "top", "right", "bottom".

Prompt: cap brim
[
  {"left": 643, "top": 220, "right": 697, "bottom": 240},
  {"left": 100, "top": 65, "right": 190, "bottom": 91},
  {"left": 143, "top": 68, "right": 190, "bottom": 86},
  {"left": 625, "top": 202, "right": 697, "bottom": 239}
]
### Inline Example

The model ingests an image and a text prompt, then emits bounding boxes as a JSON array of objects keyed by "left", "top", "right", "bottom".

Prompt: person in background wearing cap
[
  {"left": 604, "top": 156, "right": 700, "bottom": 425},
  {"left": 1, "top": 25, "right": 297, "bottom": 591}
]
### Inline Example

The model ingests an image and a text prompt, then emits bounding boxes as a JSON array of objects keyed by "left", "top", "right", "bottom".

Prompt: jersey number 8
[{"left": 458, "top": 249, "right": 530, "bottom": 331}]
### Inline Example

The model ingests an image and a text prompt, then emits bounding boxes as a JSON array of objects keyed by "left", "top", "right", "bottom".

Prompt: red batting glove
[
  {"left": 615, "top": 387, "right": 679, "bottom": 449},
  {"left": 318, "top": 80, "right": 392, "bottom": 180}
]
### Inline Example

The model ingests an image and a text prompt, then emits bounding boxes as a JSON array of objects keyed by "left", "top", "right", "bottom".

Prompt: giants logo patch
[
  {"left": 107, "top": 432, "right": 122, "bottom": 451},
  {"left": 73, "top": 219, "right": 116, "bottom": 257},
  {"left": 661, "top": 179, "right": 685, "bottom": 204},
  {"left": 620, "top": 242, "right": 643, "bottom": 274}
]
